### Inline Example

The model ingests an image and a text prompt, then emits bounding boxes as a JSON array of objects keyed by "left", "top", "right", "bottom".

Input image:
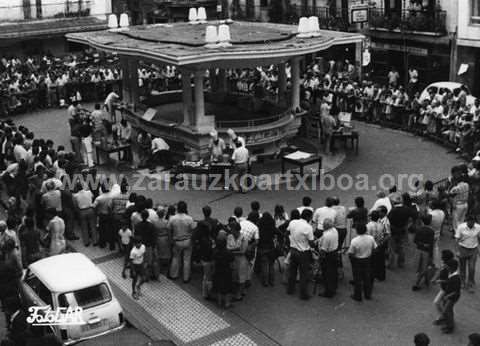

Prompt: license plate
[{"left": 81, "top": 320, "right": 105, "bottom": 332}]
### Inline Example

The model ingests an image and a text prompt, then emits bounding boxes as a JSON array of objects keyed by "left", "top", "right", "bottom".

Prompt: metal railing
[
  {"left": 230, "top": 4, "right": 350, "bottom": 31},
  {"left": 0, "top": 0, "right": 92, "bottom": 22},
  {"left": 368, "top": 8, "right": 447, "bottom": 34},
  {"left": 215, "top": 109, "right": 290, "bottom": 129}
]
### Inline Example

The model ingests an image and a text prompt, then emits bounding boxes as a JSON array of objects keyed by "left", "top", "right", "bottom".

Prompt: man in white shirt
[
  {"left": 150, "top": 136, "right": 172, "bottom": 171},
  {"left": 313, "top": 197, "right": 337, "bottom": 237},
  {"left": 455, "top": 215, "right": 480, "bottom": 290},
  {"left": 231, "top": 140, "right": 249, "bottom": 193},
  {"left": 13, "top": 137, "right": 27, "bottom": 163},
  {"left": 287, "top": 209, "right": 315, "bottom": 300},
  {"left": 348, "top": 224, "right": 377, "bottom": 301},
  {"left": 370, "top": 191, "right": 392, "bottom": 213},
  {"left": 104, "top": 91, "right": 120, "bottom": 122},
  {"left": 236, "top": 207, "right": 259, "bottom": 285},
  {"left": 429, "top": 200, "right": 446, "bottom": 266},
  {"left": 317, "top": 218, "right": 339, "bottom": 298},
  {"left": 208, "top": 130, "right": 225, "bottom": 161},
  {"left": 232, "top": 207, "right": 259, "bottom": 244},
  {"left": 227, "top": 128, "right": 245, "bottom": 149},
  {"left": 387, "top": 67, "right": 400, "bottom": 87},
  {"left": 297, "top": 196, "right": 314, "bottom": 215},
  {"left": 73, "top": 184, "right": 97, "bottom": 246},
  {"left": 67, "top": 101, "right": 79, "bottom": 118}
]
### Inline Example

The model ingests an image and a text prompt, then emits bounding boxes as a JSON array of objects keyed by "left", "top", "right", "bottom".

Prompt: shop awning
[
  {"left": 365, "top": 28, "right": 451, "bottom": 46},
  {"left": 0, "top": 16, "right": 108, "bottom": 41}
]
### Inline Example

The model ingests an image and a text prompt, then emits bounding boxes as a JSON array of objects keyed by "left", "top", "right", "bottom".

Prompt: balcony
[
  {"left": 368, "top": 8, "right": 447, "bottom": 36},
  {"left": 0, "top": 0, "right": 92, "bottom": 22},
  {"left": 240, "top": 5, "right": 350, "bottom": 32}
]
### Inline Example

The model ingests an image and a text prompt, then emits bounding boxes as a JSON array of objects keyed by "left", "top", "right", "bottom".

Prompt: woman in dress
[
  {"left": 258, "top": 212, "right": 279, "bottom": 287},
  {"left": 46, "top": 209, "right": 66, "bottom": 256},
  {"left": 153, "top": 207, "right": 171, "bottom": 276},
  {"left": 226, "top": 221, "right": 248, "bottom": 301},
  {"left": 212, "top": 237, "right": 234, "bottom": 308},
  {"left": 274, "top": 205, "right": 289, "bottom": 230}
]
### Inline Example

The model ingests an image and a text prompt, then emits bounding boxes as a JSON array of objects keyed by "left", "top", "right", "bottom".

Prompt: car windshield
[{"left": 59, "top": 283, "right": 112, "bottom": 310}]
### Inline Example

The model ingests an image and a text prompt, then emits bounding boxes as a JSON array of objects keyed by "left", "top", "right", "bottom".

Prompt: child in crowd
[
  {"left": 434, "top": 258, "right": 461, "bottom": 333},
  {"left": 118, "top": 222, "right": 133, "bottom": 279},
  {"left": 432, "top": 250, "right": 454, "bottom": 321},
  {"left": 130, "top": 237, "right": 146, "bottom": 300}
]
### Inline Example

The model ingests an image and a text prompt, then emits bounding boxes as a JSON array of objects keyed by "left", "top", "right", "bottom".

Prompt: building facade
[
  {"left": 454, "top": 0, "right": 480, "bottom": 96},
  {"left": 365, "top": 0, "right": 457, "bottom": 88},
  {"left": 0, "top": 0, "right": 111, "bottom": 55},
  {"left": 115, "top": 0, "right": 218, "bottom": 25}
]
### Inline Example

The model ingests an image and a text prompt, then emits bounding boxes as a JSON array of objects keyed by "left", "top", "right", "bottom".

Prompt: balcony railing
[
  {"left": 368, "top": 8, "right": 447, "bottom": 35},
  {"left": 231, "top": 4, "right": 350, "bottom": 32},
  {"left": 0, "top": 0, "right": 92, "bottom": 22}
]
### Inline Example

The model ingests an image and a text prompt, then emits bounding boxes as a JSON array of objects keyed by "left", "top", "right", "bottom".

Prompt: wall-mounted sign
[
  {"left": 351, "top": 6, "right": 369, "bottom": 23},
  {"left": 362, "top": 49, "right": 371, "bottom": 66},
  {"left": 458, "top": 63, "right": 469, "bottom": 75},
  {"left": 371, "top": 42, "right": 428, "bottom": 56}
]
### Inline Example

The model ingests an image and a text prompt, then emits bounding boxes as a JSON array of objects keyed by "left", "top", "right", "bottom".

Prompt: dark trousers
[
  {"left": 441, "top": 298, "right": 458, "bottom": 330},
  {"left": 150, "top": 150, "right": 173, "bottom": 169},
  {"left": 351, "top": 257, "right": 373, "bottom": 300},
  {"left": 287, "top": 248, "right": 311, "bottom": 299},
  {"left": 259, "top": 248, "right": 275, "bottom": 286},
  {"left": 98, "top": 214, "right": 114, "bottom": 249},
  {"left": 61, "top": 209, "right": 76, "bottom": 239},
  {"left": 321, "top": 251, "right": 338, "bottom": 296},
  {"left": 337, "top": 228, "right": 347, "bottom": 268},
  {"left": 372, "top": 244, "right": 386, "bottom": 281}
]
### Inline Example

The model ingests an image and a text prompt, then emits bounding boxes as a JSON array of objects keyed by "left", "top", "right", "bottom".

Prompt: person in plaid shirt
[{"left": 449, "top": 175, "right": 469, "bottom": 232}]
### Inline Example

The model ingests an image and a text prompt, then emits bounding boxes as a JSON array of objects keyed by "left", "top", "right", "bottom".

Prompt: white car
[
  {"left": 20, "top": 253, "right": 125, "bottom": 345},
  {"left": 419, "top": 82, "right": 476, "bottom": 106}
]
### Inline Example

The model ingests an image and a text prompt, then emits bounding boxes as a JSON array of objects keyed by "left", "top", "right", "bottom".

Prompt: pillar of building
[
  {"left": 194, "top": 71, "right": 205, "bottom": 125},
  {"left": 120, "top": 56, "right": 139, "bottom": 110},
  {"left": 181, "top": 71, "right": 192, "bottom": 126},
  {"left": 253, "top": 0, "right": 261, "bottom": 20},
  {"left": 209, "top": 68, "right": 217, "bottom": 91},
  {"left": 192, "top": 70, "right": 215, "bottom": 133},
  {"left": 278, "top": 62, "right": 286, "bottom": 105},
  {"left": 290, "top": 57, "right": 301, "bottom": 112},
  {"left": 355, "top": 41, "right": 363, "bottom": 81},
  {"left": 218, "top": 68, "right": 227, "bottom": 93}
]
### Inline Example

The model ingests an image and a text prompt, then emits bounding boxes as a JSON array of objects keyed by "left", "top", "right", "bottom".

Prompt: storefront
[
  {"left": 367, "top": 31, "right": 451, "bottom": 88},
  {"left": 455, "top": 45, "right": 480, "bottom": 97}
]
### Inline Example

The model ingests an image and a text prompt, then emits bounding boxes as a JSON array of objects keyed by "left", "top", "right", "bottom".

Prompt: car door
[
  {"left": 20, "top": 271, "right": 59, "bottom": 337},
  {"left": 20, "top": 270, "right": 51, "bottom": 310}
]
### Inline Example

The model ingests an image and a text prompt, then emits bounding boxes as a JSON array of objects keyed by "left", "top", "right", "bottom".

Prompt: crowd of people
[
  {"left": 1, "top": 47, "right": 480, "bottom": 344},
  {"left": 0, "top": 50, "right": 182, "bottom": 117},
  {"left": 4, "top": 48, "right": 479, "bottom": 160},
  {"left": 0, "top": 103, "right": 479, "bottom": 342},
  {"left": 225, "top": 60, "right": 480, "bottom": 159}
]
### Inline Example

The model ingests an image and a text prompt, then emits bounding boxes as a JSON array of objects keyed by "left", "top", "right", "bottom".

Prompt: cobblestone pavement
[{"left": 9, "top": 106, "right": 480, "bottom": 346}]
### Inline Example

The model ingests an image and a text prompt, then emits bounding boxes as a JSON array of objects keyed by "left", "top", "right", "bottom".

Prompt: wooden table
[
  {"left": 332, "top": 131, "right": 359, "bottom": 154},
  {"left": 95, "top": 143, "right": 131, "bottom": 165},
  {"left": 281, "top": 154, "right": 322, "bottom": 176}
]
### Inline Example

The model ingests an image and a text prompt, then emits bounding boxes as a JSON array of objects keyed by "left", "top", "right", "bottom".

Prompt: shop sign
[
  {"left": 371, "top": 42, "right": 428, "bottom": 56},
  {"left": 350, "top": 5, "right": 369, "bottom": 23}
]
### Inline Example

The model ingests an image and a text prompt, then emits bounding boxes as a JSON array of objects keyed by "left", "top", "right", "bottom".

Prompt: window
[
  {"left": 472, "top": 0, "right": 480, "bottom": 24},
  {"left": 60, "top": 284, "right": 112, "bottom": 310},
  {"left": 25, "top": 275, "right": 53, "bottom": 307}
]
